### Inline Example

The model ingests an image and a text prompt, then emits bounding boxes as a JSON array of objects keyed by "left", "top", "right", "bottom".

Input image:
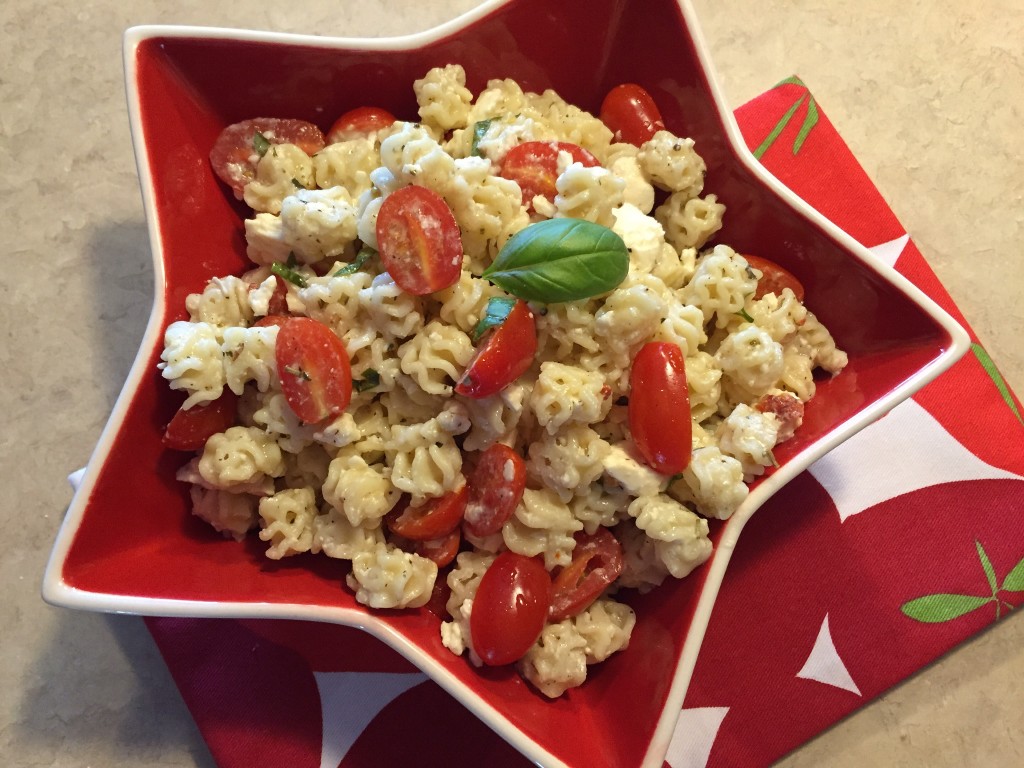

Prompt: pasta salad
[{"left": 158, "top": 65, "right": 847, "bottom": 698}]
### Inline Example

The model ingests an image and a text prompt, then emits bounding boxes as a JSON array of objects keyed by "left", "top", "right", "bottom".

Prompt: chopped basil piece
[
  {"left": 471, "top": 296, "right": 517, "bottom": 342},
  {"left": 271, "top": 260, "right": 308, "bottom": 288},
  {"left": 353, "top": 368, "right": 381, "bottom": 392},
  {"left": 334, "top": 247, "right": 376, "bottom": 277},
  {"left": 291, "top": 178, "right": 304, "bottom": 189},
  {"left": 253, "top": 131, "right": 271, "bottom": 157},
  {"left": 737, "top": 308, "right": 755, "bottom": 323},
  {"left": 482, "top": 218, "right": 629, "bottom": 303},
  {"left": 284, "top": 364, "right": 311, "bottom": 381},
  {"left": 470, "top": 119, "right": 494, "bottom": 157}
]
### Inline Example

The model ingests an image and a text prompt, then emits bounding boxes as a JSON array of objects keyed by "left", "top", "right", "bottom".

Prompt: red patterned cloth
[{"left": 145, "top": 80, "right": 1024, "bottom": 768}]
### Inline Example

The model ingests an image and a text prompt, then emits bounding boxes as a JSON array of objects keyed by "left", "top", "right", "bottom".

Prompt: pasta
[{"left": 165, "top": 65, "right": 848, "bottom": 698}]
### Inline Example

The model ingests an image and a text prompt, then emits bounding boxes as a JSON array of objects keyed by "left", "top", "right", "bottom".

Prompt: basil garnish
[
  {"left": 472, "top": 296, "right": 517, "bottom": 342},
  {"left": 353, "top": 368, "right": 381, "bottom": 392},
  {"left": 470, "top": 119, "right": 493, "bottom": 157},
  {"left": 737, "top": 308, "right": 754, "bottom": 323},
  {"left": 271, "top": 260, "right": 307, "bottom": 288},
  {"left": 334, "top": 247, "right": 376, "bottom": 277},
  {"left": 482, "top": 218, "right": 629, "bottom": 303},
  {"left": 253, "top": 131, "right": 271, "bottom": 157}
]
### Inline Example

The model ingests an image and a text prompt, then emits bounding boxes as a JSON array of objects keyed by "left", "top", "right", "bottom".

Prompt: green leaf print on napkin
[
  {"left": 901, "top": 540, "right": 1022, "bottom": 623},
  {"left": 752, "top": 76, "right": 820, "bottom": 159},
  {"left": 972, "top": 343, "right": 1024, "bottom": 426}
]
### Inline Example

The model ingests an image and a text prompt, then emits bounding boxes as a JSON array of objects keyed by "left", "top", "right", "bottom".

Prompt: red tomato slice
[
  {"left": 376, "top": 185, "right": 463, "bottom": 295},
  {"left": 470, "top": 552, "right": 552, "bottom": 666},
  {"left": 743, "top": 254, "right": 806, "bottom": 302},
  {"left": 463, "top": 444, "right": 527, "bottom": 537},
  {"left": 162, "top": 390, "right": 238, "bottom": 451},
  {"left": 423, "top": 576, "right": 453, "bottom": 620},
  {"left": 327, "top": 106, "right": 396, "bottom": 143},
  {"left": 549, "top": 529, "right": 624, "bottom": 621},
  {"left": 599, "top": 83, "right": 666, "bottom": 146},
  {"left": 209, "top": 118, "right": 325, "bottom": 196},
  {"left": 499, "top": 141, "right": 600, "bottom": 208},
  {"left": 414, "top": 528, "right": 462, "bottom": 568},
  {"left": 275, "top": 317, "right": 352, "bottom": 423},
  {"left": 386, "top": 484, "right": 468, "bottom": 541},
  {"left": 266, "top": 274, "right": 290, "bottom": 316},
  {"left": 629, "top": 342, "right": 692, "bottom": 475},
  {"left": 454, "top": 300, "right": 537, "bottom": 399}
]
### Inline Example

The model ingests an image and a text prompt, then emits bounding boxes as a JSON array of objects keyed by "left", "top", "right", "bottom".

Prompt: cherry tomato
[
  {"left": 327, "top": 106, "right": 396, "bottom": 143},
  {"left": 629, "top": 341, "right": 692, "bottom": 475},
  {"left": 470, "top": 552, "right": 552, "bottom": 666},
  {"left": 162, "top": 390, "right": 238, "bottom": 451},
  {"left": 463, "top": 444, "right": 527, "bottom": 538},
  {"left": 499, "top": 141, "right": 600, "bottom": 208},
  {"left": 386, "top": 484, "right": 468, "bottom": 541},
  {"left": 275, "top": 317, "right": 352, "bottom": 423},
  {"left": 742, "top": 254, "right": 806, "bottom": 302},
  {"left": 414, "top": 528, "right": 462, "bottom": 568},
  {"left": 549, "top": 529, "right": 624, "bottom": 621},
  {"left": 252, "top": 315, "right": 288, "bottom": 328},
  {"left": 376, "top": 185, "right": 463, "bottom": 295},
  {"left": 209, "top": 118, "right": 325, "bottom": 196},
  {"left": 600, "top": 84, "right": 666, "bottom": 146},
  {"left": 454, "top": 300, "right": 537, "bottom": 399}
]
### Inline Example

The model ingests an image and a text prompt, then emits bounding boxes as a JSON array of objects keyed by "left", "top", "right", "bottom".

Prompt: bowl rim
[{"left": 43, "top": 2, "right": 971, "bottom": 767}]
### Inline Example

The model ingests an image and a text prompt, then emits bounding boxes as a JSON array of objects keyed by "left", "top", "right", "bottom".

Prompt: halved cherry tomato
[
  {"left": 386, "top": 485, "right": 468, "bottom": 541},
  {"left": 600, "top": 84, "right": 666, "bottom": 146},
  {"left": 549, "top": 529, "right": 624, "bottom": 621},
  {"left": 376, "top": 185, "right": 463, "bottom": 295},
  {"left": 162, "top": 390, "right": 238, "bottom": 451},
  {"left": 463, "top": 444, "right": 527, "bottom": 538},
  {"left": 414, "top": 528, "right": 462, "bottom": 568},
  {"left": 499, "top": 141, "right": 600, "bottom": 208},
  {"left": 252, "top": 315, "right": 288, "bottom": 328},
  {"left": 470, "top": 552, "right": 552, "bottom": 666},
  {"left": 209, "top": 118, "right": 325, "bottom": 196},
  {"left": 454, "top": 300, "right": 536, "bottom": 399},
  {"left": 275, "top": 317, "right": 352, "bottom": 423},
  {"left": 629, "top": 341, "right": 692, "bottom": 475},
  {"left": 742, "top": 254, "right": 805, "bottom": 302},
  {"left": 327, "top": 106, "right": 396, "bottom": 143}
]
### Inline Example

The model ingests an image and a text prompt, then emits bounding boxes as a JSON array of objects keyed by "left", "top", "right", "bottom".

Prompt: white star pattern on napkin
[
  {"left": 314, "top": 671, "right": 427, "bottom": 768},
  {"left": 808, "top": 398, "right": 1023, "bottom": 523},
  {"left": 868, "top": 233, "right": 910, "bottom": 268},
  {"left": 796, "top": 615, "right": 861, "bottom": 695},
  {"left": 665, "top": 706, "right": 731, "bottom": 768}
]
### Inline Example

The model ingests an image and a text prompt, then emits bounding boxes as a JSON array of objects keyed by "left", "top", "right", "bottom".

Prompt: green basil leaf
[
  {"left": 482, "top": 218, "right": 628, "bottom": 303},
  {"left": 737, "top": 308, "right": 754, "bottom": 323},
  {"left": 271, "top": 260, "right": 307, "bottom": 288},
  {"left": 253, "top": 131, "right": 271, "bottom": 157},
  {"left": 470, "top": 119, "right": 493, "bottom": 157},
  {"left": 353, "top": 368, "right": 381, "bottom": 392},
  {"left": 334, "top": 247, "right": 376, "bottom": 277},
  {"left": 472, "top": 296, "right": 517, "bottom": 342}
]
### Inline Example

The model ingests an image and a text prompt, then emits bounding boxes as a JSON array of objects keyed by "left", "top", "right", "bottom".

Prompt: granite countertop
[{"left": 4, "top": 1, "right": 1022, "bottom": 765}]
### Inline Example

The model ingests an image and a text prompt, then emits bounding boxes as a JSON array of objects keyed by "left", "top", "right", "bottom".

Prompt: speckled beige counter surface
[{"left": 3, "top": 1, "right": 1022, "bottom": 765}]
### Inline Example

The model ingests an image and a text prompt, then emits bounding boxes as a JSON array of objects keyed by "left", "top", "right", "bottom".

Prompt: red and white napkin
[{"left": 77, "top": 79, "right": 1024, "bottom": 768}]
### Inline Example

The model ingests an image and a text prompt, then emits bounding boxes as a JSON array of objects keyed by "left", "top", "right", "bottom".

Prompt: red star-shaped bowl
[{"left": 44, "top": 1, "right": 969, "bottom": 766}]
